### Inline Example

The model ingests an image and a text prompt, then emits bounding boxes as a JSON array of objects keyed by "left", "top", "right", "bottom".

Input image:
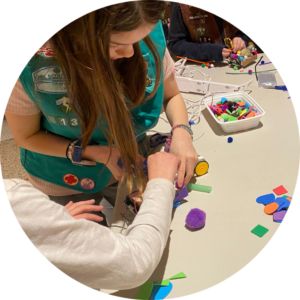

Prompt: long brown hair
[{"left": 50, "top": 1, "right": 164, "bottom": 193}]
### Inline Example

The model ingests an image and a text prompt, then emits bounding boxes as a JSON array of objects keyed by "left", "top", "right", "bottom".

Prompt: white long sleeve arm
[{"left": 5, "top": 178, "right": 175, "bottom": 290}]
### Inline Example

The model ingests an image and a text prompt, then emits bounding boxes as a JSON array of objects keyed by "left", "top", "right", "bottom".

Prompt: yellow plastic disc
[{"left": 194, "top": 161, "right": 209, "bottom": 176}]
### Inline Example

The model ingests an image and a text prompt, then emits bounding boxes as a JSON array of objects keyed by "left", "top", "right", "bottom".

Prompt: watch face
[{"left": 73, "top": 146, "right": 82, "bottom": 163}]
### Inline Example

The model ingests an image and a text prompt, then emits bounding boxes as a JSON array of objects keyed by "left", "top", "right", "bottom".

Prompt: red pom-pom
[{"left": 254, "top": 51, "right": 258, "bottom": 55}]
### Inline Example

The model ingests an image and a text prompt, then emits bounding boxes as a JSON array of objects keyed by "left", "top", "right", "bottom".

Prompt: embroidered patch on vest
[
  {"left": 36, "top": 42, "right": 54, "bottom": 58},
  {"left": 80, "top": 178, "right": 95, "bottom": 190},
  {"left": 63, "top": 174, "right": 79, "bottom": 186},
  {"left": 55, "top": 97, "right": 72, "bottom": 114},
  {"left": 32, "top": 66, "right": 67, "bottom": 94}
]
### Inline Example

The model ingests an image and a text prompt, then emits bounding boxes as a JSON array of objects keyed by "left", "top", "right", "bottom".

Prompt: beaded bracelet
[
  {"left": 66, "top": 140, "right": 78, "bottom": 161},
  {"left": 171, "top": 124, "right": 193, "bottom": 140}
]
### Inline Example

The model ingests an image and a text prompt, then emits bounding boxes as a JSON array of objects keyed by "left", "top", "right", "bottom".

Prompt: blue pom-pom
[
  {"left": 208, "top": 66, "right": 211, "bottom": 69},
  {"left": 185, "top": 208, "right": 206, "bottom": 229},
  {"left": 189, "top": 121, "right": 195, "bottom": 125},
  {"left": 221, "top": 97, "right": 228, "bottom": 104},
  {"left": 261, "top": 61, "right": 265, "bottom": 64},
  {"left": 228, "top": 137, "right": 233, "bottom": 143}
]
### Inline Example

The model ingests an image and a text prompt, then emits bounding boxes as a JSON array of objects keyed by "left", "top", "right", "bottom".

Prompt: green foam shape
[
  {"left": 237, "top": 108, "right": 242, "bottom": 114},
  {"left": 228, "top": 116, "right": 238, "bottom": 122},
  {"left": 169, "top": 272, "right": 187, "bottom": 280},
  {"left": 154, "top": 279, "right": 170, "bottom": 286},
  {"left": 226, "top": 109, "right": 231, "bottom": 114},
  {"left": 216, "top": 101, "right": 221, "bottom": 104},
  {"left": 282, "top": 195, "right": 288, "bottom": 199},
  {"left": 154, "top": 272, "right": 186, "bottom": 287},
  {"left": 135, "top": 282, "right": 154, "bottom": 300},
  {"left": 251, "top": 225, "right": 269, "bottom": 238}
]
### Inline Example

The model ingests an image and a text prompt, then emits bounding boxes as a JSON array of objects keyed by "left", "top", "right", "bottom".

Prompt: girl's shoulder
[{"left": 36, "top": 41, "right": 55, "bottom": 58}]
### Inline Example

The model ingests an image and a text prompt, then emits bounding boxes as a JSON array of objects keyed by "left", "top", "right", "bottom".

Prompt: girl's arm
[
  {"left": 163, "top": 72, "right": 198, "bottom": 187},
  {"left": 6, "top": 152, "right": 179, "bottom": 290}
]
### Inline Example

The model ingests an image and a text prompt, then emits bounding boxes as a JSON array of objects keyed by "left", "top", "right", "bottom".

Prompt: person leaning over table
[
  {"left": 5, "top": 1, "right": 198, "bottom": 226},
  {"left": 4, "top": 152, "right": 180, "bottom": 290},
  {"left": 168, "top": 3, "right": 250, "bottom": 62}
]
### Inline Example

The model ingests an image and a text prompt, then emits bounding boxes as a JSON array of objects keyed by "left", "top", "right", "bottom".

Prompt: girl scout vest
[
  {"left": 19, "top": 22, "right": 166, "bottom": 194},
  {"left": 179, "top": 4, "right": 238, "bottom": 45}
]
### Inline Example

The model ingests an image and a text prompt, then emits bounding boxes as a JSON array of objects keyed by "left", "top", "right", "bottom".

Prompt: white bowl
[{"left": 204, "top": 92, "right": 265, "bottom": 133}]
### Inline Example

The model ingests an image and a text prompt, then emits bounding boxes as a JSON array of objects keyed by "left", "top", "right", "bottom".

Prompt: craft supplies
[
  {"left": 251, "top": 225, "right": 269, "bottom": 238},
  {"left": 257, "top": 72, "right": 277, "bottom": 87},
  {"left": 227, "top": 137, "right": 233, "bottom": 143},
  {"left": 205, "top": 92, "right": 265, "bottom": 133},
  {"left": 194, "top": 155, "right": 209, "bottom": 176},
  {"left": 226, "top": 69, "right": 277, "bottom": 75},
  {"left": 256, "top": 185, "right": 290, "bottom": 223},
  {"left": 186, "top": 208, "right": 206, "bottom": 229},
  {"left": 187, "top": 183, "right": 212, "bottom": 193}
]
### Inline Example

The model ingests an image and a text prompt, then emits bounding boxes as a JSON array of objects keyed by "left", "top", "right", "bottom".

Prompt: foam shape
[
  {"left": 150, "top": 282, "right": 173, "bottom": 300},
  {"left": 135, "top": 282, "right": 154, "bottom": 300},
  {"left": 154, "top": 279, "right": 170, "bottom": 287},
  {"left": 276, "top": 198, "right": 290, "bottom": 211},
  {"left": 264, "top": 202, "right": 279, "bottom": 215},
  {"left": 221, "top": 97, "right": 228, "bottom": 103},
  {"left": 245, "top": 102, "right": 251, "bottom": 108},
  {"left": 228, "top": 115, "right": 238, "bottom": 122},
  {"left": 238, "top": 101, "right": 245, "bottom": 106},
  {"left": 251, "top": 225, "right": 269, "bottom": 237},
  {"left": 273, "top": 185, "right": 288, "bottom": 196},
  {"left": 273, "top": 210, "right": 287, "bottom": 222},
  {"left": 169, "top": 272, "right": 187, "bottom": 280},
  {"left": 173, "top": 186, "right": 188, "bottom": 203},
  {"left": 256, "top": 193, "right": 275, "bottom": 205},
  {"left": 246, "top": 111, "right": 256, "bottom": 118},
  {"left": 287, "top": 197, "right": 292, "bottom": 201},
  {"left": 240, "top": 109, "right": 247, "bottom": 116}
]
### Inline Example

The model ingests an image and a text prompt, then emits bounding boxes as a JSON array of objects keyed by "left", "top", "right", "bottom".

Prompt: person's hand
[
  {"left": 83, "top": 145, "right": 145, "bottom": 181},
  {"left": 169, "top": 128, "right": 198, "bottom": 188},
  {"left": 65, "top": 199, "right": 104, "bottom": 222},
  {"left": 222, "top": 48, "right": 232, "bottom": 59},
  {"left": 147, "top": 152, "right": 180, "bottom": 183},
  {"left": 232, "top": 37, "right": 246, "bottom": 53}
]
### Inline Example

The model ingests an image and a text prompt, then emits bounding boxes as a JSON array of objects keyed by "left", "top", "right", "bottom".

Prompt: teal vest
[{"left": 19, "top": 22, "right": 166, "bottom": 193}]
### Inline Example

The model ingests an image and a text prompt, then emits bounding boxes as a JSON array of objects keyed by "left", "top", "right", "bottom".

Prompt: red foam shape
[{"left": 273, "top": 185, "right": 288, "bottom": 196}]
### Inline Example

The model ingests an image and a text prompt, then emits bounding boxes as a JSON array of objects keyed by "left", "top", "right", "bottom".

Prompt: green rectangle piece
[{"left": 251, "top": 225, "right": 269, "bottom": 237}]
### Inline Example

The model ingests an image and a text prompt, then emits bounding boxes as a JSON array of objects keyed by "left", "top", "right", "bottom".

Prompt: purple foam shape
[
  {"left": 273, "top": 210, "right": 286, "bottom": 222},
  {"left": 173, "top": 186, "right": 188, "bottom": 203}
]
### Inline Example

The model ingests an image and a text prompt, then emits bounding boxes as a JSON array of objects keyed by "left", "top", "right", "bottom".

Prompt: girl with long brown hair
[{"left": 5, "top": 1, "right": 198, "bottom": 224}]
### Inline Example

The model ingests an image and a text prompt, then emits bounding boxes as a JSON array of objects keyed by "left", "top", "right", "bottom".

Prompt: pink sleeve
[
  {"left": 6, "top": 79, "right": 41, "bottom": 115},
  {"left": 163, "top": 48, "right": 175, "bottom": 81}
]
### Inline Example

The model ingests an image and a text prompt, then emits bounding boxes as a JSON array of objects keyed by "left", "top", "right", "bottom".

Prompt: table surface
[{"left": 103, "top": 54, "right": 299, "bottom": 298}]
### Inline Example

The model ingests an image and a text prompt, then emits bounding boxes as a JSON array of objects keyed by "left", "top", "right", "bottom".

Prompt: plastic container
[{"left": 204, "top": 91, "right": 265, "bottom": 133}]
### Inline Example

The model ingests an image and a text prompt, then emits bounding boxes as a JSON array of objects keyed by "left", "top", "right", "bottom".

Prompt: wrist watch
[{"left": 67, "top": 140, "right": 96, "bottom": 167}]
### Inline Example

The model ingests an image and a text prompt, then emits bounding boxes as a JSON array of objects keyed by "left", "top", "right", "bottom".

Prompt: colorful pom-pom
[
  {"left": 201, "top": 63, "right": 206, "bottom": 68},
  {"left": 254, "top": 51, "right": 258, "bottom": 55},
  {"left": 240, "top": 68, "right": 244, "bottom": 72},
  {"left": 234, "top": 66, "right": 238, "bottom": 70},
  {"left": 185, "top": 208, "right": 206, "bottom": 229},
  {"left": 239, "top": 56, "right": 244, "bottom": 61},
  {"left": 248, "top": 70, "right": 253, "bottom": 74},
  {"left": 237, "top": 51, "right": 241, "bottom": 54},
  {"left": 210, "top": 64, "right": 214, "bottom": 68},
  {"left": 244, "top": 56, "right": 248, "bottom": 59},
  {"left": 228, "top": 137, "right": 233, "bottom": 143},
  {"left": 261, "top": 61, "right": 265, "bottom": 64}
]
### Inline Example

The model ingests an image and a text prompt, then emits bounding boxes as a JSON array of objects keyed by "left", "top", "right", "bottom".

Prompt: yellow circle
[{"left": 194, "top": 161, "right": 209, "bottom": 176}]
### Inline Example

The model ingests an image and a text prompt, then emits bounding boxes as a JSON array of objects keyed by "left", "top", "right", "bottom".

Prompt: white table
[{"left": 103, "top": 54, "right": 299, "bottom": 298}]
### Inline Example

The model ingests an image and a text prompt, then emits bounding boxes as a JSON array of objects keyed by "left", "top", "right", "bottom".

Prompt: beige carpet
[{"left": 0, "top": 139, "right": 27, "bottom": 179}]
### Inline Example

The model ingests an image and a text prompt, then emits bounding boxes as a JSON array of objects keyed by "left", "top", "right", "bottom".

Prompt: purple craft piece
[
  {"left": 173, "top": 186, "right": 188, "bottom": 203},
  {"left": 273, "top": 210, "right": 286, "bottom": 222},
  {"left": 222, "top": 104, "right": 228, "bottom": 111},
  {"left": 185, "top": 208, "right": 206, "bottom": 229}
]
